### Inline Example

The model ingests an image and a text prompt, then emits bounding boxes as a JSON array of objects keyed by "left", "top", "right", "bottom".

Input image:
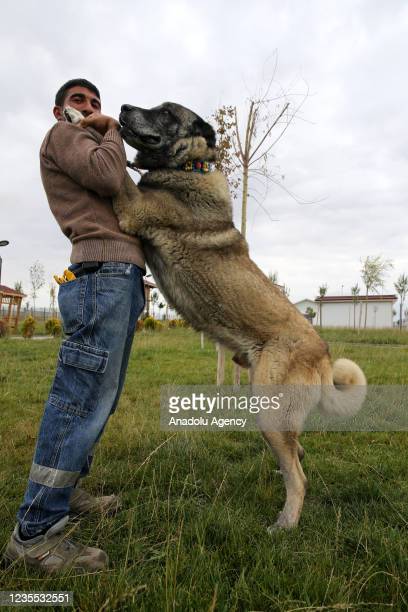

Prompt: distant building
[
  {"left": 295, "top": 299, "right": 316, "bottom": 315},
  {"left": 143, "top": 277, "right": 156, "bottom": 316},
  {"left": 294, "top": 299, "right": 317, "bottom": 323},
  {"left": 294, "top": 295, "right": 397, "bottom": 328}
]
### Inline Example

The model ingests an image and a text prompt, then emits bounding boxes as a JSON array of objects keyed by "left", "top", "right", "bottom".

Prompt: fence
[
  {"left": 0, "top": 306, "right": 61, "bottom": 323},
  {"left": 0, "top": 305, "right": 180, "bottom": 323}
]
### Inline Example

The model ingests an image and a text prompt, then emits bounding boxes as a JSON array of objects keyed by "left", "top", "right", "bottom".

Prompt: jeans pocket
[
  {"left": 59, "top": 340, "right": 109, "bottom": 373},
  {"left": 58, "top": 276, "right": 88, "bottom": 335},
  {"left": 49, "top": 341, "right": 110, "bottom": 417}
]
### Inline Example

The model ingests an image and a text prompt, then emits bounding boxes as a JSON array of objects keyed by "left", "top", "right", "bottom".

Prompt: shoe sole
[{"left": 2, "top": 550, "right": 107, "bottom": 575}]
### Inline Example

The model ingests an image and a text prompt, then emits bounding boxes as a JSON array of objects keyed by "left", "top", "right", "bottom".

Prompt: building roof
[
  {"left": 294, "top": 298, "right": 316, "bottom": 306},
  {"left": 0, "top": 284, "right": 26, "bottom": 297},
  {"left": 315, "top": 294, "right": 397, "bottom": 303}
]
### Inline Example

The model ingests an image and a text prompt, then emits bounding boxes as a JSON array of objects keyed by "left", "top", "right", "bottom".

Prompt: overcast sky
[{"left": 1, "top": 0, "right": 407, "bottom": 308}]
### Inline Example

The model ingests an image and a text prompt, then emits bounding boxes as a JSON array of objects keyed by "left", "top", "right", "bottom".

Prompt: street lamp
[{"left": 0, "top": 240, "right": 10, "bottom": 286}]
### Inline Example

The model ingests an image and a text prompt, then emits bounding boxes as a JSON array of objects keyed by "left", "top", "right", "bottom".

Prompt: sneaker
[
  {"left": 70, "top": 487, "right": 121, "bottom": 516},
  {"left": 3, "top": 516, "right": 108, "bottom": 574}
]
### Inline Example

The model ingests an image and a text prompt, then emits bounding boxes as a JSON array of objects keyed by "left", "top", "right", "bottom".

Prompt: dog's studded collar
[{"left": 179, "top": 160, "right": 214, "bottom": 173}]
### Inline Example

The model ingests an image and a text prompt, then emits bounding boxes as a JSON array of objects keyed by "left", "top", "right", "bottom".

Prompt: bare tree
[
  {"left": 394, "top": 273, "right": 408, "bottom": 330},
  {"left": 360, "top": 255, "right": 393, "bottom": 328},
  {"left": 158, "top": 301, "right": 165, "bottom": 320},
  {"left": 29, "top": 261, "right": 45, "bottom": 314},
  {"left": 212, "top": 69, "right": 310, "bottom": 237},
  {"left": 49, "top": 282, "right": 57, "bottom": 317},
  {"left": 351, "top": 284, "right": 360, "bottom": 330},
  {"left": 151, "top": 290, "right": 159, "bottom": 318},
  {"left": 14, "top": 280, "right": 23, "bottom": 293},
  {"left": 318, "top": 284, "right": 328, "bottom": 328},
  {"left": 268, "top": 271, "right": 289, "bottom": 296},
  {"left": 268, "top": 271, "right": 279, "bottom": 284}
]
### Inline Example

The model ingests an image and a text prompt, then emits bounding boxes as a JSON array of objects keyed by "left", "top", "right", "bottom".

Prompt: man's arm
[{"left": 43, "top": 121, "right": 127, "bottom": 197}]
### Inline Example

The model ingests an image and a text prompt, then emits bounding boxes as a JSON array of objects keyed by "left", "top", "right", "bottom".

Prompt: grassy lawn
[{"left": 0, "top": 328, "right": 407, "bottom": 611}]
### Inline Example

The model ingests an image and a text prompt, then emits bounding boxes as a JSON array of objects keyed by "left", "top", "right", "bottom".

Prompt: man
[{"left": 4, "top": 79, "right": 145, "bottom": 573}]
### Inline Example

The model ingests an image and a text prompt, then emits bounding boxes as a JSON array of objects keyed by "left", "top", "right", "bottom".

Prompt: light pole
[{"left": 0, "top": 240, "right": 10, "bottom": 286}]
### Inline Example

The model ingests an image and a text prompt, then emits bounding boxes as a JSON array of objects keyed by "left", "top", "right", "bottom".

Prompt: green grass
[
  {"left": 319, "top": 326, "right": 408, "bottom": 346},
  {"left": 0, "top": 328, "right": 407, "bottom": 611}
]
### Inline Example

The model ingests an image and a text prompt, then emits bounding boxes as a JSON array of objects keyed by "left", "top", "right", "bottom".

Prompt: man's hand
[{"left": 79, "top": 113, "right": 120, "bottom": 135}]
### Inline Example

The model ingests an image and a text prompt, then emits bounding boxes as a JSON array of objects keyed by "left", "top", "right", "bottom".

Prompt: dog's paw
[
  {"left": 118, "top": 218, "right": 128, "bottom": 232},
  {"left": 267, "top": 512, "right": 298, "bottom": 533},
  {"left": 267, "top": 522, "right": 291, "bottom": 534},
  {"left": 118, "top": 216, "right": 134, "bottom": 235}
]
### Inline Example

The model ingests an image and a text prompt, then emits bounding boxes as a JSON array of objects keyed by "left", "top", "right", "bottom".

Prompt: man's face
[{"left": 53, "top": 86, "right": 101, "bottom": 121}]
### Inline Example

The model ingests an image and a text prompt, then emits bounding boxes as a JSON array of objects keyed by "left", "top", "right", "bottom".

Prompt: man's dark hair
[{"left": 55, "top": 79, "right": 100, "bottom": 106}]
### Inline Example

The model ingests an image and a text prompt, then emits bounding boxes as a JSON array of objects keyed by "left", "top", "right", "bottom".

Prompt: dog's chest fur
[{"left": 136, "top": 170, "right": 253, "bottom": 338}]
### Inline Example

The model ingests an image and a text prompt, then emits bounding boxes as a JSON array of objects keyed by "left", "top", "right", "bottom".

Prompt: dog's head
[{"left": 119, "top": 102, "right": 216, "bottom": 170}]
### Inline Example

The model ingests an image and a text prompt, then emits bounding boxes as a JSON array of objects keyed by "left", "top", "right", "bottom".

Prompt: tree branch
[
  {"left": 234, "top": 106, "right": 244, "bottom": 160},
  {"left": 243, "top": 100, "right": 255, "bottom": 161},
  {"left": 248, "top": 102, "right": 289, "bottom": 162}
]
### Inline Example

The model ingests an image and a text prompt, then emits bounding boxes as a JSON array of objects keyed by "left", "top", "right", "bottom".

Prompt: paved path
[{"left": 9, "top": 335, "right": 55, "bottom": 340}]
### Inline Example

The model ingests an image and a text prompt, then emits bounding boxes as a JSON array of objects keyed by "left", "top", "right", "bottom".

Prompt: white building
[{"left": 294, "top": 295, "right": 397, "bottom": 328}]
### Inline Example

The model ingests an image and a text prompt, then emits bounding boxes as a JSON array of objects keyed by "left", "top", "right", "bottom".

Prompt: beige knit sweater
[{"left": 40, "top": 121, "right": 145, "bottom": 269}]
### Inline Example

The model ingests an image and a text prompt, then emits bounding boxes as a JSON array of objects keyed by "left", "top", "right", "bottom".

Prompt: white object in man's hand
[{"left": 63, "top": 106, "right": 84, "bottom": 125}]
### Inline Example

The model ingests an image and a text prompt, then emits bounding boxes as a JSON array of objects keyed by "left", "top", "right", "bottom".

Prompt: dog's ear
[{"left": 191, "top": 118, "right": 216, "bottom": 149}]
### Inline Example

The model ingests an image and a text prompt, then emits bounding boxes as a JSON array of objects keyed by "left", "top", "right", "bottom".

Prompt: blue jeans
[{"left": 17, "top": 262, "right": 145, "bottom": 537}]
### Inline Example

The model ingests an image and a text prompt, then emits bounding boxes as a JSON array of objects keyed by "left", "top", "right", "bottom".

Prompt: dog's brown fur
[{"left": 113, "top": 133, "right": 366, "bottom": 530}]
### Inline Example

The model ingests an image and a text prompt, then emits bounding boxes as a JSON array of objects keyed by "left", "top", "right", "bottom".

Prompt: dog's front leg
[{"left": 113, "top": 173, "right": 148, "bottom": 235}]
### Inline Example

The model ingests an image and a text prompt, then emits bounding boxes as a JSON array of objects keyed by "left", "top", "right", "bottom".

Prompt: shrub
[
  {"left": 167, "top": 318, "right": 189, "bottom": 328},
  {"left": 45, "top": 318, "right": 62, "bottom": 337},
  {"left": 177, "top": 318, "right": 190, "bottom": 328},
  {"left": 0, "top": 320, "right": 9, "bottom": 338},
  {"left": 143, "top": 316, "right": 163, "bottom": 331},
  {"left": 136, "top": 319, "right": 144, "bottom": 331},
  {"left": 21, "top": 316, "right": 36, "bottom": 339}
]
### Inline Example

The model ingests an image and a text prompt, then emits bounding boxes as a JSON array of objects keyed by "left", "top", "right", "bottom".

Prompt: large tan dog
[{"left": 113, "top": 102, "right": 367, "bottom": 531}]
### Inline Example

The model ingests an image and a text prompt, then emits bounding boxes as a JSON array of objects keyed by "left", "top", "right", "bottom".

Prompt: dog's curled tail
[{"left": 319, "top": 357, "right": 367, "bottom": 418}]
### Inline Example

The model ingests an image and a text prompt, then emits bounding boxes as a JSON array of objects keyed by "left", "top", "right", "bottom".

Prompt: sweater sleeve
[{"left": 44, "top": 122, "right": 127, "bottom": 197}]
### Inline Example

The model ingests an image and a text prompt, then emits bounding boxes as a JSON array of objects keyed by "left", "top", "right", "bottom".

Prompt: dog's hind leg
[
  {"left": 250, "top": 342, "right": 289, "bottom": 386},
  {"left": 261, "top": 430, "right": 307, "bottom": 530},
  {"left": 251, "top": 347, "right": 308, "bottom": 529},
  {"left": 274, "top": 436, "right": 305, "bottom": 475}
]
